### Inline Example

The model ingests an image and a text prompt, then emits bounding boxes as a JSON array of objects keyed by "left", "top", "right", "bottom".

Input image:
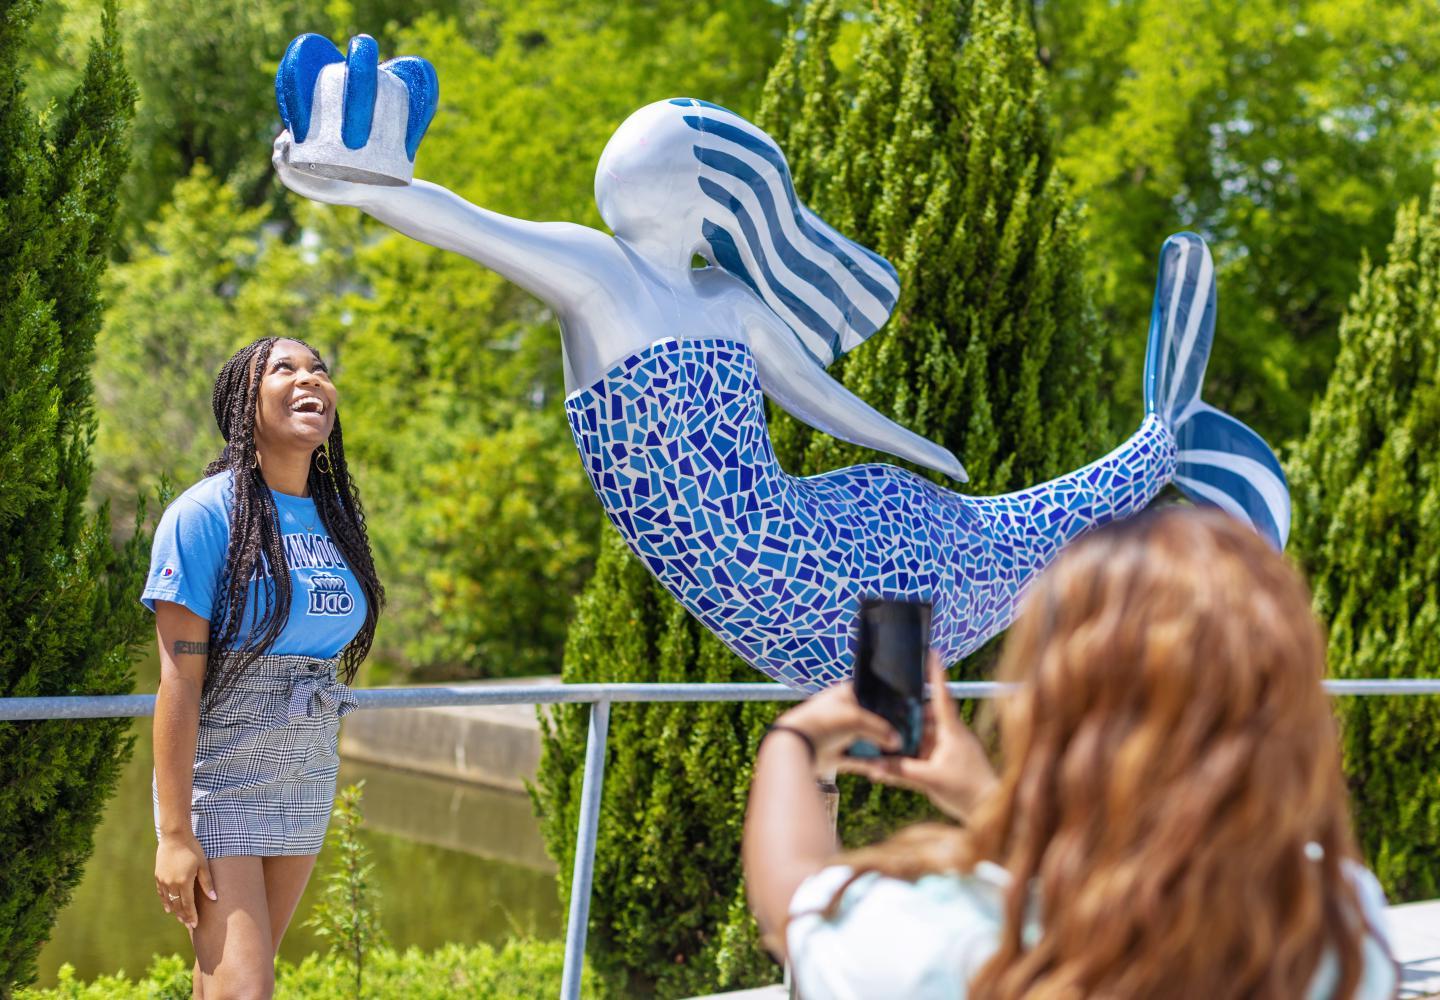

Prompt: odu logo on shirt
[{"left": 307, "top": 573, "right": 355, "bottom": 616}]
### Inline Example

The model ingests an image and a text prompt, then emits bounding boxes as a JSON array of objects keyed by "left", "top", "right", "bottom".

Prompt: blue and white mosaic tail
[{"left": 1144, "top": 232, "right": 1291, "bottom": 548}]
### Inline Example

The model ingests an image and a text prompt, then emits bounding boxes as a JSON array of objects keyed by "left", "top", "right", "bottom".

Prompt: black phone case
[{"left": 849, "top": 598, "right": 931, "bottom": 758}]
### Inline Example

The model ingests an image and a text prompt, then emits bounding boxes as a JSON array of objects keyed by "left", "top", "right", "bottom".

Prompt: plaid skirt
[{"left": 153, "top": 652, "right": 358, "bottom": 858}]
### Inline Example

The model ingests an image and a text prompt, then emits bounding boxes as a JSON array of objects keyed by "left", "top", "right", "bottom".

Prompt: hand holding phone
[{"left": 847, "top": 599, "right": 930, "bottom": 758}]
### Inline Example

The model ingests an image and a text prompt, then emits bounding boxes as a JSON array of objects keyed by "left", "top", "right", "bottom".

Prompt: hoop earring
[{"left": 315, "top": 447, "right": 332, "bottom": 476}]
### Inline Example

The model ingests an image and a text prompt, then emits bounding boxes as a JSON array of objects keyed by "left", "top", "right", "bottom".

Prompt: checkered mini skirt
[{"left": 153, "top": 652, "right": 358, "bottom": 858}]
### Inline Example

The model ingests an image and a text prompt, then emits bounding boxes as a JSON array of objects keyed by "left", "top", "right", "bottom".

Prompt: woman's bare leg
[
  {"left": 191, "top": 855, "right": 275, "bottom": 999},
  {"left": 261, "top": 854, "right": 319, "bottom": 955}
]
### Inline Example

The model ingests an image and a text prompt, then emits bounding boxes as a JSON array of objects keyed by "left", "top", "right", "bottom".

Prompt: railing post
[{"left": 560, "top": 698, "right": 611, "bottom": 1000}]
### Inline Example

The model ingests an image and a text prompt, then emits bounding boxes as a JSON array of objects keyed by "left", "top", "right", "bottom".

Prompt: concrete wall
[{"left": 340, "top": 677, "right": 553, "bottom": 793}]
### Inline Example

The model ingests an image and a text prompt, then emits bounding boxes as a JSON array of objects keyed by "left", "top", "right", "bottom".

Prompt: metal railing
[{"left": 5, "top": 676, "right": 1440, "bottom": 999}]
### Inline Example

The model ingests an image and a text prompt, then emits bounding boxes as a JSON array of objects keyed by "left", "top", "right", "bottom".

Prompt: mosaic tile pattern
[{"left": 566, "top": 338, "right": 1176, "bottom": 691}]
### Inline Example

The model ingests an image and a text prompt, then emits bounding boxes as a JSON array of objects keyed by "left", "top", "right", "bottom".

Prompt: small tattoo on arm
[{"left": 172, "top": 640, "right": 209, "bottom": 657}]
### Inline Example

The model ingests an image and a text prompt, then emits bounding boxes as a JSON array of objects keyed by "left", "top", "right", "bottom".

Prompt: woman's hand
[
  {"left": 770, "top": 682, "right": 901, "bottom": 774},
  {"left": 271, "top": 132, "right": 377, "bottom": 209},
  {"left": 155, "top": 831, "right": 216, "bottom": 931},
  {"left": 837, "top": 655, "right": 998, "bottom": 823}
]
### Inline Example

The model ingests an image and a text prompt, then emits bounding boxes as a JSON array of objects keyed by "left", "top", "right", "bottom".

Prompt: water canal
[{"left": 35, "top": 658, "right": 560, "bottom": 987}]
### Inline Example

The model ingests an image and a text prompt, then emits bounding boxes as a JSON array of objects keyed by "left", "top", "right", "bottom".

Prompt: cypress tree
[
  {"left": 1288, "top": 180, "right": 1440, "bottom": 902},
  {"left": 0, "top": 1, "right": 149, "bottom": 989},
  {"left": 534, "top": 1, "right": 1106, "bottom": 995}
]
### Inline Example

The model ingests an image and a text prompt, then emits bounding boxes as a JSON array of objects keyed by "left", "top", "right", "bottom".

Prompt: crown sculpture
[{"left": 275, "top": 33, "right": 438, "bottom": 185}]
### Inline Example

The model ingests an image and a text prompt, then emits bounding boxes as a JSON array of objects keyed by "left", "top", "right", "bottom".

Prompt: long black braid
[{"left": 203, "top": 337, "right": 384, "bottom": 697}]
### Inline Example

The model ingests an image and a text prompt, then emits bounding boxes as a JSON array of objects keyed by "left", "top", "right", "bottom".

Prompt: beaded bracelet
[{"left": 764, "top": 723, "right": 818, "bottom": 764}]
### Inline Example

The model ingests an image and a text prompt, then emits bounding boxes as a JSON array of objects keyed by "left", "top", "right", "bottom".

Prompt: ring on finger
[{"left": 167, "top": 893, "right": 181, "bottom": 901}]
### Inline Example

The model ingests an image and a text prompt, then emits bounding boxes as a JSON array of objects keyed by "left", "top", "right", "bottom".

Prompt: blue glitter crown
[{"left": 276, "top": 33, "right": 438, "bottom": 184}]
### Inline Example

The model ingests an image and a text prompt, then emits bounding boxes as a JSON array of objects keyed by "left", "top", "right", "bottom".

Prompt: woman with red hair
[{"left": 744, "top": 507, "right": 1395, "bottom": 999}]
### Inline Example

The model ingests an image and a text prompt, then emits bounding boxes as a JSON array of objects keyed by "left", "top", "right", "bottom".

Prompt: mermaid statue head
[{"left": 595, "top": 98, "right": 901, "bottom": 367}]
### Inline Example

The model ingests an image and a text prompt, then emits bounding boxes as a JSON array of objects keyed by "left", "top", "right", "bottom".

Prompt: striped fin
[
  {"left": 1143, "top": 231, "right": 1216, "bottom": 427},
  {"left": 1144, "top": 232, "right": 1291, "bottom": 549},
  {"left": 668, "top": 98, "right": 899, "bottom": 368},
  {"left": 1174, "top": 403, "right": 1291, "bottom": 550}
]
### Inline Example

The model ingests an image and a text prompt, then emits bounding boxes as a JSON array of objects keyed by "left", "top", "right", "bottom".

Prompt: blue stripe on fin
[
  {"left": 341, "top": 35, "right": 379, "bottom": 150},
  {"left": 1143, "top": 231, "right": 1216, "bottom": 425},
  {"left": 1173, "top": 403, "right": 1290, "bottom": 549},
  {"left": 276, "top": 34, "right": 343, "bottom": 143}
]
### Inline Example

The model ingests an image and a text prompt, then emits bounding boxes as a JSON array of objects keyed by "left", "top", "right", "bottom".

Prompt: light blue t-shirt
[
  {"left": 787, "top": 860, "right": 1396, "bottom": 1000},
  {"left": 141, "top": 470, "right": 367, "bottom": 658}
]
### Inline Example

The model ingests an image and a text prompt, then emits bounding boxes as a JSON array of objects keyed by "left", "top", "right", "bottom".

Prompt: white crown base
[
  {"left": 292, "top": 62, "right": 418, "bottom": 187},
  {"left": 291, "top": 158, "right": 409, "bottom": 187}
]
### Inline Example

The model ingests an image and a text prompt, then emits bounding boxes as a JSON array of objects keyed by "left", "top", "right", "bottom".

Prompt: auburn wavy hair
[{"left": 837, "top": 507, "right": 1380, "bottom": 999}]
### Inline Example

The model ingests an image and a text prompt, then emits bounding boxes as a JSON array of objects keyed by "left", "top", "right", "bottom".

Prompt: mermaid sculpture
[{"left": 274, "top": 37, "right": 1289, "bottom": 690}]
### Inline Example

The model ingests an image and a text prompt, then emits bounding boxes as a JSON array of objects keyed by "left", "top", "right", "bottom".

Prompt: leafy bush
[{"left": 21, "top": 941, "right": 600, "bottom": 1000}]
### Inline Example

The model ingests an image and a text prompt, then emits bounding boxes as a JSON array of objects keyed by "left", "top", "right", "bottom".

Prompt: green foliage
[
  {"left": 120, "top": 0, "right": 317, "bottom": 228},
  {"left": 20, "top": 940, "right": 602, "bottom": 1000},
  {"left": 92, "top": 165, "right": 271, "bottom": 520},
  {"left": 22, "top": 0, "right": 480, "bottom": 242},
  {"left": 0, "top": 1, "right": 149, "bottom": 990},
  {"left": 1288, "top": 179, "right": 1440, "bottom": 902},
  {"left": 305, "top": 782, "right": 387, "bottom": 998},
  {"left": 536, "top": 1, "right": 1107, "bottom": 995},
  {"left": 1036, "top": 0, "right": 1440, "bottom": 440},
  {"left": 761, "top": 0, "right": 1107, "bottom": 495}
]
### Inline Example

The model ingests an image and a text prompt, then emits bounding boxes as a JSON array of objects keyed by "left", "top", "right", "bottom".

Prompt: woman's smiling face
[{"left": 253, "top": 339, "right": 337, "bottom": 456}]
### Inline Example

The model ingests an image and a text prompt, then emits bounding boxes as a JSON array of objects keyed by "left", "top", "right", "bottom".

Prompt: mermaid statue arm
[
  {"left": 742, "top": 300, "right": 968, "bottom": 483},
  {"left": 272, "top": 133, "right": 616, "bottom": 313}
]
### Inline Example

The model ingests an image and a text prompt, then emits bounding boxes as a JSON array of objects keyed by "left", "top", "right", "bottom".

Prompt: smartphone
[{"left": 846, "top": 598, "right": 931, "bottom": 759}]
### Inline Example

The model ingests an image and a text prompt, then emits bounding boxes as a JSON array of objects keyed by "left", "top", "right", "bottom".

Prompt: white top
[{"left": 787, "top": 861, "right": 1396, "bottom": 1000}]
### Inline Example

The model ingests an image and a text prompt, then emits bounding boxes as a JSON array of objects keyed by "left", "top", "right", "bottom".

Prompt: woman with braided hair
[{"left": 144, "top": 337, "right": 382, "bottom": 998}]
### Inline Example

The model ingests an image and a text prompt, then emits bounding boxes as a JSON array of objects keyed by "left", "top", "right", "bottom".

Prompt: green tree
[
  {"left": 0, "top": 0, "right": 150, "bottom": 989},
  {"left": 1034, "top": 0, "right": 1440, "bottom": 440},
  {"left": 92, "top": 165, "right": 271, "bottom": 517},
  {"left": 1288, "top": 179, "right": 1440, "bottom": 902},
  {"left": 535, "top": 1, "right": 1108, "bottom": 994},
  {"left": 21, "top": 0, "right": 475, "bottom": 240}
]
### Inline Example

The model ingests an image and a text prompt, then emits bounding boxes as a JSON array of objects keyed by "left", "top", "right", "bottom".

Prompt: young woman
[
  {"left": 744, "top": 507, "right": 1396, "bottom": 999},
  {"left": 144, "top": 337, "right": 383, "bottom": 998}
]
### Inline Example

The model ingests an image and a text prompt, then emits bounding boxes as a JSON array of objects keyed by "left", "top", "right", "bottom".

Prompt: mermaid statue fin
[{"left": 1144, "top": 232, "right": 1291, "bottom": 548}]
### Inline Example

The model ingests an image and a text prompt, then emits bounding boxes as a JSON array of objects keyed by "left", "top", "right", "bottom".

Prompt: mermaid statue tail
[
  {"left": 1147, "top": 232, "right": 1290, "bottom": 549},
  {"left": 973, "top": 233, "right": 1289, "bottom": 603},
  {"left": 563, "top": 233, "right": 1291, "bottom": 689}
]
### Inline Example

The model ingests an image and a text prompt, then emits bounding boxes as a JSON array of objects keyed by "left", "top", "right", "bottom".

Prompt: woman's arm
[
  {"left": 837, "top": 657, "right": 998, "bottom": 824},
  {"left": 742, "top": 685, "right": 899, "bottom": 960},
  {"left": 742, "top": 304, "right": 968, "bottom": 482},
  {"left": 272, "top": 133, "right": 621, "bottom": 314},
  {"left": 152, "top": 601, "right": 216, "bottom": 931}
]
